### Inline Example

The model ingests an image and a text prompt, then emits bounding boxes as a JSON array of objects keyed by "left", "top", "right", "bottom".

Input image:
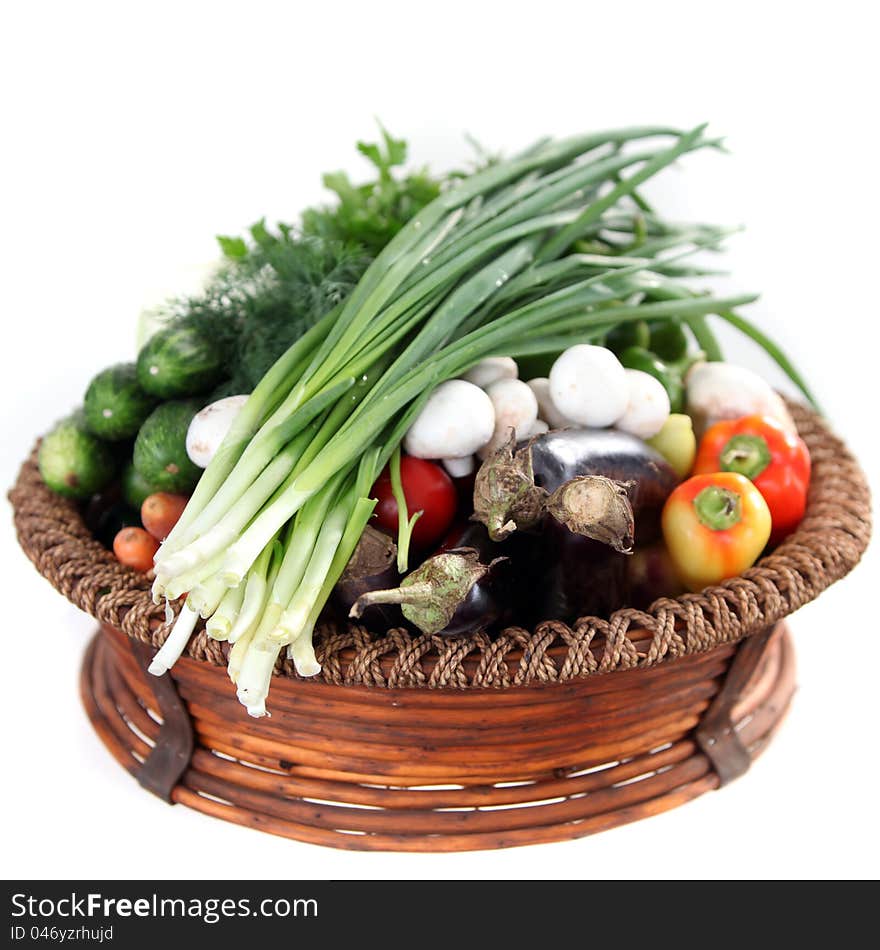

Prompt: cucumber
[
  {"left": 83, "top": 363, "right": 158, "bottom": 440},
  {"left": 137, "top": 324, "right": 224, "bottom": 398},
  {"left": 206, "top": 377, "right": 242, "bottom": 402},
  {"left": 39, "top": 411, "right": 116, "bottom": 499},
  {"left": 120, "top": 461, "right": 160, "bottom": 509},
  {"left": 133, "top": 399, "right": 203, "bottom": 493}
]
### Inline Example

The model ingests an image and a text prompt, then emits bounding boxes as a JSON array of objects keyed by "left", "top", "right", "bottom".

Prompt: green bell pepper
[{"left": 619, "top": 345, "right": 685, "bottom": 413}]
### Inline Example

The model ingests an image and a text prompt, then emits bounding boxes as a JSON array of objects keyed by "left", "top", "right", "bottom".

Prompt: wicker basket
[{"left": 9, "top": 402, "right": 871, "bottom": 851}]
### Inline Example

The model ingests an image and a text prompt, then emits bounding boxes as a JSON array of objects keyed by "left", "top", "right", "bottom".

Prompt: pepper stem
[
  {"left": 719, "top": 434, "right": 771, "bottom": 480},
  {"left": 694, "top": 485, "right": 742, "bottom": 531}
]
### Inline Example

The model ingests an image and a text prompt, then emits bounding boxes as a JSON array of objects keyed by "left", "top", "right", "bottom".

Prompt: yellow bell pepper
[
  {"left": 647, "top": 413, "right": 697, "bottom": 478},
  {"left": 661, "top": 471, "right": 771, "bottom": 591}
]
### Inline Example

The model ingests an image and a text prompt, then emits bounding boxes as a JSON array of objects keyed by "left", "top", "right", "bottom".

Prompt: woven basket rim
[{"left": 9, "top": 400, "right": 871, "bottom": 689}]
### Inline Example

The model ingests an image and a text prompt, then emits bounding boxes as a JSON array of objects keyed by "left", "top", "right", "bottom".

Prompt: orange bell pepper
[
  {"left": 693, "top": 414, "right": 810, "bottom": 544},
  {"left": 661, "top": 471, "right": 771, "bottom": 591}
]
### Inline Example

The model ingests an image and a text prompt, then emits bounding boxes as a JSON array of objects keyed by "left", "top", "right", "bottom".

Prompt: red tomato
[{"left": 372, "top": 457, "right": 457, "bottom": 549}]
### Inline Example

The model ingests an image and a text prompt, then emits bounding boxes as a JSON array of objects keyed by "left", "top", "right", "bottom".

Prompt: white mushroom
[
  {"left": 616, "top": 370, "right": 671, "bottom": 439},
  {"left": 186, "top": 394, "right": 249, "bottom": 469},
  {"left": 686, "top": 362, "right": 796, "bottom": 435},
  {"left": 442, "top": 455, "right": 476, "bottom": 478},
  {"left": 462, "top": 356, "right": 518, "bottom": 389},
  {"left": 477, "top": 378, "right": 539, "bottom": 458},
  {"left": 519, "top": 418, "right": 549, "bottom": 440},
  {"left": 526, "top": 377, "right": 573, "bottom": 429},
  {"left": 549, "top": 344, "right": 629, "bottom": 428},
  {"left": 403, "top": 380, "right": 495, "bottom": 461}
]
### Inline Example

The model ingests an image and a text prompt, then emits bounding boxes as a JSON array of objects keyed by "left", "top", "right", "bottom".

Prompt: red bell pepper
[{"left": 693, "top": 414, "right": 810, "bottom": 543}]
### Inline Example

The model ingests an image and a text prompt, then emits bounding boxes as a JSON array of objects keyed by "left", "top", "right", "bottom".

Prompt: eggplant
[
  {"left": 349, "top": 522, "right": 511, "bottom": 637},
  {"left": 529, "top": 428, "right": 678, "bottom": 517},
  {"left": 473, "top": 428, "right": 677, "bottom": 545},
  {"left": 627, "top": 542, "right": 686, "bottom": 610},
  {"left": 471, "top": 428, "right": 680, "bottom": 625},
  {"left": 516, "top": 524, "right": 629, "bottom": 626},
  {"left": 332, "top": 526, "right": 401, "bottom": 629}
]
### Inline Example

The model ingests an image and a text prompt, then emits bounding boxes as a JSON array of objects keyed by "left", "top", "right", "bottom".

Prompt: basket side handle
[
  {"left": 128, "top": 638, "right": 195, "bottom": 803},
  {"left": 696, "top": 624, "right": 779, "bottom": 786}
]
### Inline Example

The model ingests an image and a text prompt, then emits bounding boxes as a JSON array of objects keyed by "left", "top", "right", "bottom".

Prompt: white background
[{"left": 1, "top": 1, "right": 877, "bottom": 880}]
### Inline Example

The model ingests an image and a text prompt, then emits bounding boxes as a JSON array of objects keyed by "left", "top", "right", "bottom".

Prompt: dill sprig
[{"left": 167, "top": 231, "right": 369, "bottom": 393}]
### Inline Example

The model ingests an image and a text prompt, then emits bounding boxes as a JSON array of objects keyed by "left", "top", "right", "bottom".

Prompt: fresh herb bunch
[
  {"left": 151, "top": 127, "right": 452, "bottom": 392},
  {"left": 301, "top": 126, "right": 450, "bottom": 254},
  {"left": 168, "top": 230, "right": 369, "bottom": 393}
]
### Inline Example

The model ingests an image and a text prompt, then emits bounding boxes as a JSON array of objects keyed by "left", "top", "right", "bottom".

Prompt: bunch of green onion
[{"left": 148, "top": 124, "right": 813, "bottom": 716}]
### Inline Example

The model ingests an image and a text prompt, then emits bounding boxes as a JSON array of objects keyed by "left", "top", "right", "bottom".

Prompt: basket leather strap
[
  {"left": 696, "top": 624, "right": 779, "bottom": 786},
  {"left": 128, "top": 638, "right": 195, "bottom": 804}
]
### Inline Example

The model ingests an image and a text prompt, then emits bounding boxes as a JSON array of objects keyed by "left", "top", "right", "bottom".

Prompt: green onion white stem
[
  {"left": 227, "top": 623, "right": 256, "bottom": 684},
  {"left": 158, "top": 552, "right": 224, "bottom": 602},
  {"left": 235, "top": 627, "right": 283, "bottom": 718},
  {"left": 188, "top": 572, "right": 234, "bottom": 619},
  {"left": 273, "top": 501, "right": 351, "bottom": 651},
  {"left": 227, "top": 561, "right": 270, "bottom": 644},
  {"left": 148, "top": 602, "right": 200, "bottom": 676},
  {"left": 206, "top": 582, "right": 246, "bottom": 641}
]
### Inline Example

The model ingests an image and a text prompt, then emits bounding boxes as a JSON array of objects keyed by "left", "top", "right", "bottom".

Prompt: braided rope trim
[{"left": 9, "top": 402, "right": 871, "bottom": 688}]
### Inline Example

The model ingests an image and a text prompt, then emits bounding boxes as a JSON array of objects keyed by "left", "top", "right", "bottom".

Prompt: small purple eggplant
[
  {"left": 333, "top": 525, "right": 401, "bottom": 629},
  {"left": 349, "top": 523, "right": 510, "bottom": 637}
]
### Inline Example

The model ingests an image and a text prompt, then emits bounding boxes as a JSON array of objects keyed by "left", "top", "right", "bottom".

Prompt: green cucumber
[
  {"left": 84, "top": 363, "right": 158, "bottom": 440},
  {"left": 39, "top": 411, "right": 116, "bottom": 499},
  {"left": 133, "top": 399, "right": 203, "bottom": 493},
  {"left": 120, "top": 461, "right": 161, "bottom": 509},
  {"left": 137, "top": 324, "right": 224, "bottom": 398}
]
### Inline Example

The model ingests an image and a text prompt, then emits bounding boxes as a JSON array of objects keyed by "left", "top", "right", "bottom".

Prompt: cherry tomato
[
  {"left": 372, "top": 457, "right": 457, "bottom": 549},
  {"left": 141, "top": 492, "right": 189, "bottom": 541},
  {"left": 113, "top": 527, "right": 160, "bottom": 573}
]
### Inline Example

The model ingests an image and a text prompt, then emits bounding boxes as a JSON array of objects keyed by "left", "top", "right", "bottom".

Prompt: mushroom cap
[
  {"left": 616, "top": 369, "right": 671, "bottom": 439},
  {"left": 462, "top": 356, "right": 518, "bottom": 389},
  {"left": 520, "top": 418, "right": 550, "bottom": 440},
  {"left": 477, "top": 378, "right": 539, "bottom": 458},
  {"left": 186, "top": 394, "right": 249, "bottom": 468},
  {"left": 403, "top": 379, "right": 495, "bottom": 459},
  {"left": 686, "top": 361, "right": 796, "bottom": 435},
  {"left": 526, "top": 377, "right": 572, "bottom": 429},
  {"left": 549, "top": 344, "right": 628, "bottom": 427},
  {"left": 442, "top": 455, "right": 476, "bottom": 478}
]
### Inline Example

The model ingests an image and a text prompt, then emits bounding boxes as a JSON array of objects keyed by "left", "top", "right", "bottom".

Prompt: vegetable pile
[{"left": 38, "top": 125, "right": 817, "bottom": 718}]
